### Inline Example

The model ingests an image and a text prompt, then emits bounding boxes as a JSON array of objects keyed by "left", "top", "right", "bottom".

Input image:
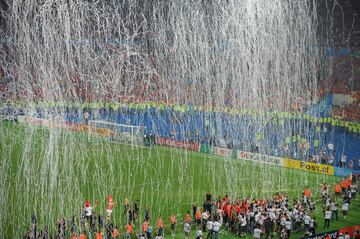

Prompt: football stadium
[{"left": 0, "top": 0, "right": 360, "bottom": 239}]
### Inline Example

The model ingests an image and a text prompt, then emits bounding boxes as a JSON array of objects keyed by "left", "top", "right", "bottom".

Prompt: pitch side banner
[
  {"left": 18, "top": 116, "right": 69, "bottom": 129},
  {"left": 236, "top": 151, "right": 284, "bottom": 167},
  {"left": 300, "top": 230, "right": 338, "bottom": 239},
  {"left": 334, "top": 167, "right": 360, "bottom": 177},
  {"left": 156, "top": 137, "right": 201, "bottom": 151},
  {"left": 338, "top": 225, "right": 360, "bottom": 237},
  {"left": 213, "top": 147, "right": 233, "bottom": 158},
  {"left": 284, "top": 159, "right": 334, "bottom": 176}
]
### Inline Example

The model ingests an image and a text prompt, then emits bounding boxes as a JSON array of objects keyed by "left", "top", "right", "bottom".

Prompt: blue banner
[
  {"left": 300, "top": 230, "right": 338, "bottom": 239},
  {"left": 334, "top": 167, "right": 360, "bottom": 177}
]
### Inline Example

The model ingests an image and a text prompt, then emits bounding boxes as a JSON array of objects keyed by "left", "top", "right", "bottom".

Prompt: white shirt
[
  {"left": 292, "top": 208, "right": 298, "bottom": 215},
  {"left": 304, "top": 215, "right": 310, "bottom": 225},
  {"left": 184, "top": 223, "right": 190, "bottom": 233},
  {"left": 325, "top": 198, "right": 330, "bottom": 207},
  {"left": 287, "top": 211, "right": 293, "bottom": 220},
  {"left": 285, "top": 221, "right": 292, "bottom": 230},
  {"left": 259, "top": 215, "right": 265, "bottom": 225},
  {"left": 206, "top": 221, "right": 213, "bottom": 230},
  {"left": 327, "top": 143, "right": 334, "bottom": 151},
  {"left": 342, "top": 203, "right": 349, "bottom": 211},
  {"left": 275, "top": 208, "right": 281, "bottom": 216},
  {"left": 341, "top": 155, "right": 347, "bottom": 162},
  {"left": 85, "top": 206, "right": 93, "bottom": 217},
  {"left": 325, "top": 210, "right": 332, "bottom": 220},
  {"left": 240, "top": 216, "right": 247, "bottom": 226},
  {"left": 344, "top": 234, "right": 350, "bottom": 239},
  {"left": 202, "top": 212, "right": 208, "bottom": 220},
  {"left": 309, "top": 219, "right": 314, "bottom": 228},
  {"left": 253, "top": 228, "right": 261, "bottom": 239},
  {"left": 269, "top": 211, "right": 275, "bottom": 220},
  {"left": 213, "top": 221, "right": 221, "bottom": 232},
  {"left": 255, "top": 213, "right": 261, "bottom": 223},
  {"left": 280, "top": 217, "right": 286, "bottom": 226}
]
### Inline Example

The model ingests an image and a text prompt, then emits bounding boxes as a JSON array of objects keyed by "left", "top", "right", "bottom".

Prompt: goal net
[{"left": 88, "top": 120, "right": 145, "bottom": 146}]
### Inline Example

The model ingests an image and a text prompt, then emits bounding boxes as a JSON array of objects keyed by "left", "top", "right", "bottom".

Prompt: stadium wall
[
  {"left": 62, "top": 105, "right": 360, "bottom": 169},
  {"left": 208, "top": 144, "right": 360, "bottom": 177},
  {"left": 3, "top": 102, "right": 360, "bottom": 168},
  {"left": 306, "top": 94, "right": 333, "bottom": 117},
  {"left": 300, "top": 224, "right": 360, "bottom": 239},
  {"left": 15, "top": 115, "right": 360, "bottom": 177}
]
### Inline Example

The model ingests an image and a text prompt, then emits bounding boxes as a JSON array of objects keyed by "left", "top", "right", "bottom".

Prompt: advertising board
[
  {"left": 236, "top": 151, "right": 284, "bottom": 166},
  {"left": 284, "top": 159, "right": 334, "bottom": 176},
  {"left": 156, "top": 137, "right": 200, "bottom": 151}
]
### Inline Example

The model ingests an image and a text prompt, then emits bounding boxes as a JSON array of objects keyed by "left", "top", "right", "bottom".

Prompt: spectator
[
  {"left": 324, "top": 207, "right": 331, "bottom": 229},
  {"left": 206, "top": 216, "right": 214, "bottom": 239},
  {"left": 253, "top": 225, "right": 262, "bottom": 239},
  {"left": 340, "top": 155, "right": 347, "bottom": 168},
  {"left": 342, "top": 200, "right": 349, "bottom": 220},
  {"left": 331, "top": 202, "right": 339, "bottom": 221},
  {"left": 125, "top": 222, "right": 133, "bottom": 239},
  {"left": 184, "top": 222, "right": 191, "bottom": 239},
  {"left": 196, "top": 230, "right": 203, "bottom": 239},
  {"left": 213, "top": 218, "right": 221, "bottom": 239},
  {"left": 349, "top": 159, "right": 353, "bottom": 169}
]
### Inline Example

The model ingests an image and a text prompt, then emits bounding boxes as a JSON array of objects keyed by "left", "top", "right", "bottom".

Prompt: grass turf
[{"left": 0, "top": 121, "right": 359, "bottom": 238}]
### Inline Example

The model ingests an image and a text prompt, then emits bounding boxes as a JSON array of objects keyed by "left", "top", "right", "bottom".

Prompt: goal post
[{"left": 88, "top": 120, "right": 145, "bottom": 146}]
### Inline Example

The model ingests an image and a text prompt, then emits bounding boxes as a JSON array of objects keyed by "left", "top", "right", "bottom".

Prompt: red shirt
[
  {"left": 95, "top": 232, "right": 103, "bottom": 239},
  {"left": 157, "top": 218, "right": 163, "bottom": 228},
  {"left": 112, "top": 229, "right": 120, "bottom": 238},
  {"left": 184, "top": 213, "right": 191, "bottom": 223},
  {"left": 195, "top": 210, "right": 202, "bottom": 220},
  {"left": 142, "top": 222, "right": 149, "bottom": 232},
  {"left": 126, "top": 224, "right": 133, "bottom": 234},
  {"left": 335, "top": 184, "right": 341, "bottom": 193},
  {"left": 235, "top": 205, "right": 241, "bottom": 214},
  {"left": 225, "top": 204, "right": 232, "bottom": 216},
  {"left": 346, "top": 179, "right": 351, "bottom": 187},
  {"left": 341, "top": 179, "right": 348, "bottom": 188},
  {"left": 170, "top": 215, "right": 176, "bottom": 224}
]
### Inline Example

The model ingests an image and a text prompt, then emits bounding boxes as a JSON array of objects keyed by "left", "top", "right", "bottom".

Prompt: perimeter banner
[
  {"left": 156, "top": 137, "right": 201, "bottom": 151},
  {"left": 300, "top": 230, "right": 338, "bottom": 239},
  {"left": 236, "top": 151, "right": 285, "bottom": 167},
  {"left": 338, "top": 225, "right": 360, "bottom": 237},
  {"left": 334, "top": 167, "right": 354, "bottom": 177},
  {"left": 213, "top": 147, "right": 233, "bottom": 158},
  {"left": 284, "top": 159, "right": 334, "bottom": 176}
]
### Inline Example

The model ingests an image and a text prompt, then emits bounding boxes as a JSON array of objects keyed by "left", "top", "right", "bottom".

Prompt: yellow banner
[{"left": 284, "top": 159, "right": 334, "bottom": 176}]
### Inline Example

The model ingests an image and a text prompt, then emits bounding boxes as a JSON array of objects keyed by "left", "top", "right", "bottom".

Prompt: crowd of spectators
[{"left": 24, "top": 176, "right": 358, "bottom": 239}]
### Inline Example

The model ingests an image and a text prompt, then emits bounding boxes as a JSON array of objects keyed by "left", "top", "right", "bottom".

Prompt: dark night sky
[{"left": 318, "top": 0, "right": 360, "bottom": 47}]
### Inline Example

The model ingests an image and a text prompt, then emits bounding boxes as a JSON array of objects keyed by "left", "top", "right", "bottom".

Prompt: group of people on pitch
[{"left": 24, "top": 175, "right": 358, "bottom": 239}]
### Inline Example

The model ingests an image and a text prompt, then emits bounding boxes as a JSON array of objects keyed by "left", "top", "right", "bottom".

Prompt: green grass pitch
[{"left": 0, "top": 121, "right": 359, "bottom": 238}]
